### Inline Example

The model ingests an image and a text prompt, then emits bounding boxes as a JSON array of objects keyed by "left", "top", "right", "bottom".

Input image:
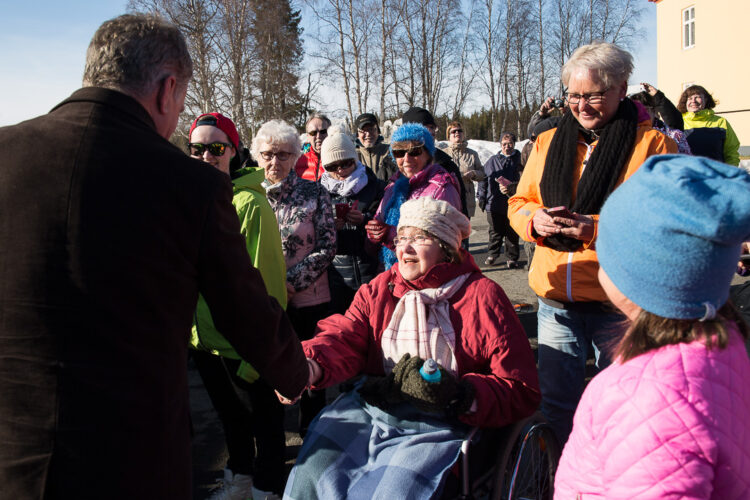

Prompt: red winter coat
[
  {"left": 295, "top": 147, "right": 323, "bottom": 182},
  {"left": 303, "top": 252, "right": 541, "bottom": 428}
]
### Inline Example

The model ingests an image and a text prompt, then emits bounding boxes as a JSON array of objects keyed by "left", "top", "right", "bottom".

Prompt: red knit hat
[{"left": 189, "top": 113, "right": 240, "bottom": 150}]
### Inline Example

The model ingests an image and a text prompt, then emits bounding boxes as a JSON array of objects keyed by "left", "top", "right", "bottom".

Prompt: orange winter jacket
[{"left": 508, "top": 120, "right": 677, "bottom": 303}]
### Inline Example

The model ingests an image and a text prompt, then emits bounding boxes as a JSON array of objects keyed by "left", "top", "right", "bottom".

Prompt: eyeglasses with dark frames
[
  {"left": 259, "top": 151, "right": 294, "bottom": 162},
  {"left": 565, "top": 88, "right": 611, "bottom": 105},
  {"left": 391, "top": 146, "right": 425, "bottom": 159},
  {"left": 189, "top": 142, "right": 230, "bottom": 157}
]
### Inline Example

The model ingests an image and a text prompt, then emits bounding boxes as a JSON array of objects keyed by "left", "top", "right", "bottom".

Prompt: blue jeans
[{"left": 536, "top": 299, "right": 627, "bottom": 446}]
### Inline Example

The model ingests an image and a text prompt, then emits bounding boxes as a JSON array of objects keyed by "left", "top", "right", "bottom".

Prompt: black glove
[
  {"left": 357, "top": 372, "right": 403, "bottom": 410},
  {"left": 478, "top": 199, "right": 486, "bottom": 212},
  {"left": 393, "top": 354, "right": 469, "bottom": 414}
]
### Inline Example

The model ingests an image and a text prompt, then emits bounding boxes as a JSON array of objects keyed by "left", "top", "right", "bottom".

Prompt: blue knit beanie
[
  {"left": 598, "top": 154, "right": 750, "bottom": 320},
  {"left": 390, "top": 123, "right": 436, "bottom": 157}
]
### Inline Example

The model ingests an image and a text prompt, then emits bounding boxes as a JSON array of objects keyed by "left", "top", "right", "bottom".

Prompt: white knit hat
[
  {"left": 320, "top": 131, "right": 357, "bottom": 167},
  {"left": 397, "top": 198, "right": 470, "bottom": 250}
]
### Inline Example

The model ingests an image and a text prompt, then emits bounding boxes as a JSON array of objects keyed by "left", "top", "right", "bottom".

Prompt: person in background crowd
[
  {"left": 295, "top": 113, "right": 331, "bottom": 181},
  {"left": 365, "top": 123, "right": 461, "bottom": 270},
  {"left": 478, "top": 132, "right": 522, "bottom": 269},
  {"left": 187, "top": 113, "right": 289, "bottom": 500},
  {"left": 401, "top": 106, "right": 468, "bottom": 216},
  {"left": 508, "top": 41, "right": 678, "bottom": 446},
  {"left": 678, "top": 84, "right": 740, "bottom": 166},
  {"left": 255, "top": 119, "right": 336, "bottom": 438},
  {"left": 355, "top": 112, "right": 398, "bottom": 182},
  {"left": 0, "top": 14, "right": 308, "bottom": 499},
  {"left": 629, "top": 86, "right": 692, "bottom": 155},
  {"left": 320, "top": 130, "right": 385, "bottom": 314},
  {"left": 556, "top": 155, "right": 750, "bottom": 499},
  {"left": 283, "top": 197, "right": 540, "bottom": 500},
  {"left": 526, "top": 96, "right": 565, "bottom": 139},
  {"left": 441, "top": 121, "right": 485, "bottom": 221}
]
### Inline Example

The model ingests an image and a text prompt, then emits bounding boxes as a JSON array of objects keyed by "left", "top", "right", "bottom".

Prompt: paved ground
[{"left": 189, "top": 210, "right": 750, "bottom": 497}]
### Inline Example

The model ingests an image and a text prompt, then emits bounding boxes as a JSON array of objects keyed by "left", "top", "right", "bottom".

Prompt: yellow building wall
[{"left": 655, "top": 0, "right": 750, "bottom": 152}]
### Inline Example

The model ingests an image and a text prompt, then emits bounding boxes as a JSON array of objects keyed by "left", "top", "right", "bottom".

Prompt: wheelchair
[{"left": 444, "top": 412, "right": 561, "bottom": 500}]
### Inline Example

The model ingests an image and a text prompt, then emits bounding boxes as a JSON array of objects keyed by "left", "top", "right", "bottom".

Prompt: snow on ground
[{"left": 436, "top": 139, "right": 527, "bottom": 165}]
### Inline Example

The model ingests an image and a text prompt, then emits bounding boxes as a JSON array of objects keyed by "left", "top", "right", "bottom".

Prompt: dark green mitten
[
  {"left": 357, "top": 372, "right": 402, "bottom": 409},
  {"left": 396, "top": 356, "right": 463, "bottom": 414}
]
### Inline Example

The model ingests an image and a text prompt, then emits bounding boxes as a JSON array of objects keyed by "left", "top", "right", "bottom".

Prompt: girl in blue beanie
[{"left": 556, "top": 155, "right": 750, "bottom": 498}]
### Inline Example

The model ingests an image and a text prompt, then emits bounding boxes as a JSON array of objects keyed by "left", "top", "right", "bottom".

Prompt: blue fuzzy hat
[
  {"left": 598, "top": 155, "right": 750, "bottom": 320},
  {"left": 390, "top": 123, "right": 436, "bottom": 158}
]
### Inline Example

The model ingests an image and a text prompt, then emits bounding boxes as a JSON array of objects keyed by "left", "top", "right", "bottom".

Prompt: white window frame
[{"left": 682, "top": 6, "right": 695, "bottom": 49}]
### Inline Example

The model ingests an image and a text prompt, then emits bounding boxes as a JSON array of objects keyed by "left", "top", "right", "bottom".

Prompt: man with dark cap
[
  {"left": 0, "top": 14, "right": 307, "bottom": 499},
  {"left": 355, "top": 113, "right": 397, "bottom": 182},
  {"left": 402, "top": 107, "right": 468, "bottom": 216}
]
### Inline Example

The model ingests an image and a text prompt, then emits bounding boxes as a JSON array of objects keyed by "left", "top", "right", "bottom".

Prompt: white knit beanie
[
  {"left": 320, "top": 131, "right": 357, "bottom": 167},
  {"left": 397, "top": 197, "right": 470, "bottom": 250}
]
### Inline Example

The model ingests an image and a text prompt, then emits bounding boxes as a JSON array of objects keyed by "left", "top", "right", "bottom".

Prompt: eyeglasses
[
  {"left": 259, "top": 151, "right": 294, "bottom": 161},
  {"left": 324, "top": 160, "right": 355, "bottom": 172},
  {"left": 391, "top": 146, "right": 425, "bottom": 158},
  {"left": 565, "top": 88, "right": 610, "bottom": 105},
  {"left": 393, "top": 234, "right": 435, "bottom": 247},
  {"left": 189, "top": 142, "right": 230, "bottom": 157},
  {"left": 307, "top": 129, "right": 328, "bottom": 137},
  {"left": 450, "top": 129, "right": 463, "bottom": 134}
]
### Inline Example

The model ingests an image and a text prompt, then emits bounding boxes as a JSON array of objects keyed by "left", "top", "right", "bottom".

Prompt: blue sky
[{"left": 0, "top": 0, "right": 657, "bottom": 127}]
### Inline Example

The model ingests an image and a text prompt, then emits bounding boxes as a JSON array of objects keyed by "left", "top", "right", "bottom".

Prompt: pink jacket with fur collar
[{"left": 555, "top": 328, "right": 750, "bottom": 499}]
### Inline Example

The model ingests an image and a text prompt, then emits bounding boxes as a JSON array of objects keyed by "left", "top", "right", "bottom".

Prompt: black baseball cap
[{"left": 356, "top": 113, "right": 378, "bottom": 130}]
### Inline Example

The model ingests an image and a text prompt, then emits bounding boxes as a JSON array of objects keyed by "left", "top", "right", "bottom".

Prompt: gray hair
[
  {"left": 561, "top": 42, "right": 633, "bottom": 89},
  {"left": 251, "top": 120, "right": 302, "bottom": 162},
  {"left": 83, "top": 14, "right": 193, "bottom": 99},
  {"left": 305, "top": 113, "right": 331, "bottom": 130}
]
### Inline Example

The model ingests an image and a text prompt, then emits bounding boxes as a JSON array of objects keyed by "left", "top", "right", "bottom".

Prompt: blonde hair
[{"left": 561, "top": 42, "right": 633, "bottom": 89}]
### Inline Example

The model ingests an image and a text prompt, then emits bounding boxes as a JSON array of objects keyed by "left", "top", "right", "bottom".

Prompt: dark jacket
[
  {"left": 650, "top": 90, "right": 684, "bottom": 131},
  {"left": 477, "top": 149, "right": 522, "bottom": 213},
  {"left": 0, "top": 88, "right": 307, "bottom": 500},
  {"left": 434, "top": 148, "right": 469, "bottom": 216},
  {"left": 325, "top": 168, "right": 385, "bottom": 313}
]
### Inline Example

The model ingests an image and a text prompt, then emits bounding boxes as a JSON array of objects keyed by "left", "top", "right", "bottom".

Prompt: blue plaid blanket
[{"left": 284, "top": 386, "right": 469, "bottom": 500}]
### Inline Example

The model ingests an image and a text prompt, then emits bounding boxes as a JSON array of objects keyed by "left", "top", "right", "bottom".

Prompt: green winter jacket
[
  {"left": 682, "top": 109, "right": 741, "bottom": 166},
  {"left": 190, "top": 166, "right": 287, "bottom": 382}
]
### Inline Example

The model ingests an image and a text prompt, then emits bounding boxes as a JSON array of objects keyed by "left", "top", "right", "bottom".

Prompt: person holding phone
[
  {"left": 477, "top": 132, "right": 522, "bottom": 268},
  {"left": 508, "top": 41, "right": 678, "bottom": 446},
  {"left": 319, "top": 130, "right": 385, "bottom": 313}
]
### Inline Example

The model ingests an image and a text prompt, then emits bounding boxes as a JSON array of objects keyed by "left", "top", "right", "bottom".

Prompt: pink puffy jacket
[{"left": 555, "top": 328, "right": 750, "bottom": 499}]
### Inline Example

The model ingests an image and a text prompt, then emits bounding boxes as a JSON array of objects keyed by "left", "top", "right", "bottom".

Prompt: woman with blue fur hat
[
  {"left": 365, "top": 122, "right": 461, "bottom": 269},
  {"left": 556, "top": 155, "right": 750, "bottom": 498}
]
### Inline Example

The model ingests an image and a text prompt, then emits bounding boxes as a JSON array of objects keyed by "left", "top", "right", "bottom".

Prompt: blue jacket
[{"left": 477, "top": 150, "right": 521, "bottom": 212}]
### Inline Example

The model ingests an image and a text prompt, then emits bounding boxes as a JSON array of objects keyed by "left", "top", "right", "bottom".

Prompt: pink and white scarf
[{"left": 381, "top": 273, "right": 471, "bottom": 375}]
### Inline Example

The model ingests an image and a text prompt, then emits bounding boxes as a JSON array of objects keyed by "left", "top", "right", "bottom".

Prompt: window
[{"left": 683, "top": 6, "right": 695, "bottom": 49}]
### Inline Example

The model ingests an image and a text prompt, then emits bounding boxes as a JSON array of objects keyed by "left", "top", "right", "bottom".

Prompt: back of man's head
[{"left": 83, "top": 14, "right": 193, "bottom": 99}]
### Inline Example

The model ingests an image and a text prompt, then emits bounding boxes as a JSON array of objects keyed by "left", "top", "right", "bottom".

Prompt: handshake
[{"left": 358, "top": 354, "right": 475, "bottom": 415}]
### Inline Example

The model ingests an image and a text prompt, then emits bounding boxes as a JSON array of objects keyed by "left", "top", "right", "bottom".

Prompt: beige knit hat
[
  {"left": 320, "top": 131, "right": 358, "bottom": 167},
  {"left": 397, "top": 197, "right": 470, "bottom": 250}
]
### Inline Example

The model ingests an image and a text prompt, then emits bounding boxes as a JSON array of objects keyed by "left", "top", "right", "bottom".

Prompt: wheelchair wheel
[{"left": 490, "top": 413, "right": 560, "bottom": 500}]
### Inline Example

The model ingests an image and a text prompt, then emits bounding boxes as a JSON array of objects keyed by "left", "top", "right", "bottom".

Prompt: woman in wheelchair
[{"left": 281, "top": 197, "right": 541, "bottom": 499}]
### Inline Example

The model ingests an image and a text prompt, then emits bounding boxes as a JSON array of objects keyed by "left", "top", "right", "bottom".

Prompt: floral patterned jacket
[{"left": 264, "top": 170, "right": 336, "bottom": 308}]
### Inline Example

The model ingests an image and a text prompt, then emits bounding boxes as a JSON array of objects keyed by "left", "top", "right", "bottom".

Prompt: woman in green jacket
[
  {"left": 678, "top": 85, "right": 740, "bottom": 166},
  {"left": 188, "top": 113, "right": 289, "bottom": 500}
]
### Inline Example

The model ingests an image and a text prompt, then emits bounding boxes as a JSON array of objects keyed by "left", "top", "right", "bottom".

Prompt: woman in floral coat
[{"left": 254, "top": 119, "right": 336, "bottom": 437}]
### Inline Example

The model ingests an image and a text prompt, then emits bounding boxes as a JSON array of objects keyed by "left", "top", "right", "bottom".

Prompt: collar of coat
[
  {"left": 388, "top": 250, "right": 480, "bottom": 298},
  {"left": 52, "top": 87, "right": 157, "bottom": 132}
]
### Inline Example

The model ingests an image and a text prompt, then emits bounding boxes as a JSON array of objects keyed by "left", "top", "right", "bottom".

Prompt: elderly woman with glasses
[
  {"left": 508, "top": 42, "right": 678, "bottom": 447},
  {"left": 319, "top": 131, "right": 385, "bottom": 313},
  {"left": 187, "top": 113, "right": 290, "bottom": 499},
  {"left": 365, "top": 123, "right": 461, "bottom": 269},
  {"left": 281, "top": 197, "right": 540, "bottom": 500},
  {"left": 253, "top": 119, "right": 336, "bottom": 438}
]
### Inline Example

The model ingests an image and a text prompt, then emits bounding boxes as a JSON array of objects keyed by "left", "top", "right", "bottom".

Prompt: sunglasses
[
  {"left": 259, "top": 151, "right": 294, "bottom": 162},
  {"left": 450, "top": 129, "right": 463, "bottom": 134},
  {"left": 391, "top": 146, "right": 424, "bottom": 159},
  {"left": 189, "top": 142, "right": 230, "bottom": 157},
  {"left": 324, "top": 160, "right": 355, "bottom": 172},
  {"left": 307, "top": 129, "right": 328, "bottom": 137}
]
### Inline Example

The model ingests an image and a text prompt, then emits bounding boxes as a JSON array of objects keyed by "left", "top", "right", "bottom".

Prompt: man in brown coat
[{"left": 0, "top": 14, "right": 308, "bottom": 500}]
